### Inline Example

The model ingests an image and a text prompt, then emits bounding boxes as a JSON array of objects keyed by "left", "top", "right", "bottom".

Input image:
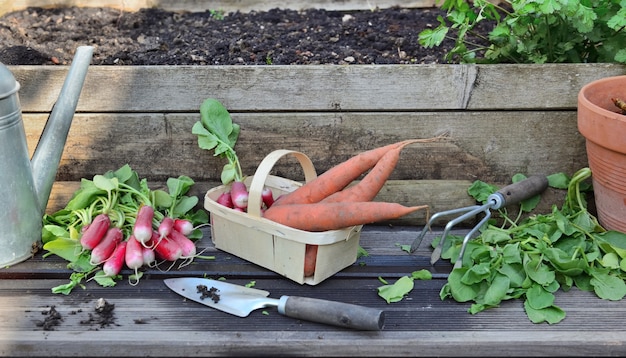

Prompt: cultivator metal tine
[
  {"left": 409, "top": 206, "right": 479, "bottom": 253},
  {"left": 429, "top": 204, "right": 489, "bottom": 265},
  {"left": 411, "top": 176, "right": 549, "bottom": 268},
  {"left": 452, "top": 210, "right": 492, "bottom": 269}
]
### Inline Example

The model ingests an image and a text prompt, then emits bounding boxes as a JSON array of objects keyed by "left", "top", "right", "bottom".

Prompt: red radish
[
  {"left": 142, "top": 232, "right": 159, "bottom": 266},
  {"left": 173, "top": 219, "right": 193, "bottom": 236},
  {"left": 261, "top": 187, "right": 275, "bottom": 208},
  {"left": 153, "top": 236, "right": 183, "bottom": 261},
  {"left": 158, "top": 217, "right": 175, "bottom": 239},
  {"left": 102, "top": 241, "right": 127, "bottom": 277},
  {"left": 125, "top": 235, "right": 144, "bottom": 271},
  {"left": 142, "top": 246, "right": 156, "bottom": 267},
  {"left": 90, "top": 227, "right": 123, "bottom": 265},
  {"left": 168, "top": 229, "right": 197, "bottom": 258},
  {"left": 80, "top": 213, "right": 110, "bottom": 250},
  {"left": 217, "top": 191, "right": 234, "bottom": 208},
  {"left": 230, "top": 181, "right": 249, "bottom": 210},
  {"left": 134, "top": 204, "right": 154, "bottom": 245}
]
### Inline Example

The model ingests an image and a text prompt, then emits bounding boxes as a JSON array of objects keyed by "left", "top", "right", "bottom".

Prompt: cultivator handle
[{"left": 488, "top": 175, "right": 549, "bottom": 210}]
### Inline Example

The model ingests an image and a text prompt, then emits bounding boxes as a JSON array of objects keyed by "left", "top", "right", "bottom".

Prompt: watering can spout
[{"left": 30, "top": 45, "right": 94, "bottom": 212}]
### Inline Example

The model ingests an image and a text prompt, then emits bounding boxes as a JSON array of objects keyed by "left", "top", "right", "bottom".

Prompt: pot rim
[
  {"left": 578, "top": 75, "right": 626, "bottom": 154},
  {"left": 578, "top": 75, "right": 626, "bottom": 121}
]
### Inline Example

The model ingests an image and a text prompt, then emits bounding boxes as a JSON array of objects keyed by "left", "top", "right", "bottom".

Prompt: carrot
[
  {"left": 304, "top": 244, "right": 318, "bottom": 277},
  {"left": 273, "top": 136, "right": 444, "bottom": 206},
  {"left": 321, "top": 139, "right": 420, "bottom": 203},
  {"left": 263, "top": 202, "right": 428, "bottom": 232}
]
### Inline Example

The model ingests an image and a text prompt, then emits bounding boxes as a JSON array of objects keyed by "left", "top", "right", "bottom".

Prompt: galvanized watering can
[{"left": 0, "top": 46, "right": 93, "bottom": 267}]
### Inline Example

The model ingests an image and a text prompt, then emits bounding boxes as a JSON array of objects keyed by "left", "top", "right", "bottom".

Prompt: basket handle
[{"left": 248, "top": 149, "right": 318, "bottom": 218}]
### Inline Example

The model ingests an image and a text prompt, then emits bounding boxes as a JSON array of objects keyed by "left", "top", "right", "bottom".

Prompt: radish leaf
[{"left": 192, "top": 98, "right": 242, "bottom": 184}]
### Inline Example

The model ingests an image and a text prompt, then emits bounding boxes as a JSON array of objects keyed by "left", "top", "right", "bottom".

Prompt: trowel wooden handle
[
  {"left": 277, "top": 296, "right": 385, "bottom": 330},
  {"left": 490, "top": 175, "right": 549, "bottom": 210}
]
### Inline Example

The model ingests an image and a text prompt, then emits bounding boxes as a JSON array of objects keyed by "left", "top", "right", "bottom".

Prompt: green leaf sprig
[{"left": 192, "top": 98, "right": 242, "bottom": 185}]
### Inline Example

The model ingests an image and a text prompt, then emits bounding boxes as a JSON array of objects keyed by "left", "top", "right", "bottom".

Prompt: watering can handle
[
  {"left": 489, "top": 175, "right": 549, "bottom": 210},
  {"left": 30, "top": 46, "right": 94, "bottom": 213}
]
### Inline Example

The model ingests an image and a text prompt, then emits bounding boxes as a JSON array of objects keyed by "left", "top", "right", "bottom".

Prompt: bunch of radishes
[
  {"left": 215, "top": 181, "right": 276, "bottom": 212},
  {"left": 80, "top": 205, "right": 197, "bottom": 280}
]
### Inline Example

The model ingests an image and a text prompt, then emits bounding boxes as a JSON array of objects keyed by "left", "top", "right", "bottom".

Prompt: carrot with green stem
[
  {"left": 320, "top": 139, "right": 429, "bottom": 203},
  {"left": 273, "top": 135, "right": 446, "bottom": 206},
  {"left": 263, "top": 201, "right": 428, "bottom": 232}
]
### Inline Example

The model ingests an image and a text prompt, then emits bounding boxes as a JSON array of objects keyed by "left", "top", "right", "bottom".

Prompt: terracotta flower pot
[{"left": 577, "top": 75, "right": 626, "bottom": 232}]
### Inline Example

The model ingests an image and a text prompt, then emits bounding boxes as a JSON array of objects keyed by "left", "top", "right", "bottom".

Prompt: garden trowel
[{"left": 164, "top": 277, "right": 385, "bottom": 330}]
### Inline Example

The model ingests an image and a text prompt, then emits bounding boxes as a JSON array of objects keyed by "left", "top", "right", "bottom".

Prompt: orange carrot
[
  {"left": 273, "top": 136, "right": 445, "bottom": 206},
  {"left": 263, "top": 202, "right": 428, "bottom": 232},
  {"left": 320, "top": 140, "right": 418, "bottom": 203},
  {"left": 303, "top": 244, "right": 318, "bottom": 277}
]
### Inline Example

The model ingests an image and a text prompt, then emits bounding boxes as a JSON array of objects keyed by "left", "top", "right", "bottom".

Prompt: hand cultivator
[{"left": 410, "top": 175, "right": 549, "bottom": 268}]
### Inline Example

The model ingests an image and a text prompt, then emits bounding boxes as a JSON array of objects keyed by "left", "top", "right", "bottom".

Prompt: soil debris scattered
[
  {"left": 35, "top": 306, "right": 63, "bottom": 331},
  {"left": 80, "top": 297, "right": 118, "bottom": 329},
  {"left": 197, "top": 284, "right": 221, "bottom": 303}
]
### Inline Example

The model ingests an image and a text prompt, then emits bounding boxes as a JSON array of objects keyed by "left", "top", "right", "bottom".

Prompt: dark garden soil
[{"left": 0, "top": 6, "right": 493, "bottom": 66}]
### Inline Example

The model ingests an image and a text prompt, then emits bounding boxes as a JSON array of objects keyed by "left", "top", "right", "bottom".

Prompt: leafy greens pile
[
  {"left": 379, "top": 168, "right": 626, "bottom": 324},
  {"left": 441, "top": 168, "right": 626, "bottom": 323}
]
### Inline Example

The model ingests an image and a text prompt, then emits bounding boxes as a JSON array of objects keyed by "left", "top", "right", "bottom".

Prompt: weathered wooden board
[
  {"left": 1, "top": 0, "right": 438, "bottom": 16},
  {"left": 23, "top": 110, "right": 587, "bottom": 183},
  {"left": 11, "top": 64, "right": 626, "bottom": 112}
]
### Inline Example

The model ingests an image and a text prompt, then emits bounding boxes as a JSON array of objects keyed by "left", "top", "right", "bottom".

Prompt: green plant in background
[
  {"left": 209, "top": 9, "right": 225, "bottom": 20},
  {"left": 419, "top": 0, "right": 626, "bottom": 64}
]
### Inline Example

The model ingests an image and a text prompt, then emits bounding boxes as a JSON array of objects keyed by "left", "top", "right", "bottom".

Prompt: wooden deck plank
[{"left": 11, "top": 64, "right": 626, "bottom": 112}]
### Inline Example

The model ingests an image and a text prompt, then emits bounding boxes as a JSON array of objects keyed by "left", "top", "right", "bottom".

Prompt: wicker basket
[{"left": 204, "top": 149, "right": 362, "bottom": 285}]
